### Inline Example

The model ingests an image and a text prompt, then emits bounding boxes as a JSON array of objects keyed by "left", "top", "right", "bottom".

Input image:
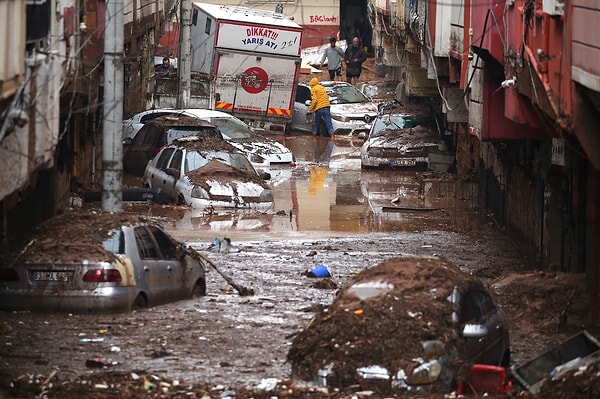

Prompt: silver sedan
[{"left": 0, "top": 211, "right": 207, "bottom": 313}]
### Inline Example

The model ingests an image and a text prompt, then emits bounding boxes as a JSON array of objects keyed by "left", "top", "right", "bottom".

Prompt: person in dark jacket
[
  {"left": 344, "top": 37, "right": 367, "bottom": 85},
  {"left": 155, "top": 57, "right": 175, "bottom": 75}
]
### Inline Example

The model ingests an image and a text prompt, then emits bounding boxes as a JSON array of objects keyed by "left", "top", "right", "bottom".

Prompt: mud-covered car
[
  {"left": 289, "top": 81, "right": 378, "bottom": 136},
  {"left": 360, "top": 101, "right": 447, "bottom": 170},
  {"left": 123, "top": 109, "right": 294, "bottom": 170},
  {"left": 0, "top": 211, "right": 207, "bottom": 313},
  {"left": 143, "top": 136, "right": 274, "bottom": 210},
  {"left": 123, "top": 115, "right": 223, "bottom": 176},
  {"left": 288, "top": 256, "right": 510, "bottom": 393}
]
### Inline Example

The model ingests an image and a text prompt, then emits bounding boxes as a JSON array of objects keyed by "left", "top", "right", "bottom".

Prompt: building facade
[{"left": 371, "top": 0, "right": 599, "bottom": 324}]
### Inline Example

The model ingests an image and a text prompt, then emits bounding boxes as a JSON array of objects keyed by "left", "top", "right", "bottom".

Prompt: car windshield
[
  {"left": 371, "top": 114, "right": 438, "bottom": 137},
  {"left": 210, "top": 117, "right": 254, "bottom": 139},
  {"left": 185, "top": 150, "right": 256, "bottom": 175},
  {"left": 326, "top": 84, "right": 369, "bottom": 104}
]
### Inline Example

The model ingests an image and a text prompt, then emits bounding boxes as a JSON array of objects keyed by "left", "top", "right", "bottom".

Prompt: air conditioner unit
[
  {"left": 390, "top": 0, "right": 397, "bottom": 27},
  {"left": 542, "top": 0, "right": 564, "bottom": 16}
]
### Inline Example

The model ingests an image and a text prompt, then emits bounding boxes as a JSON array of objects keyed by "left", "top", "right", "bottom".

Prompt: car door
[
  {"left": 133, "top": 226, "right": 171, "bottom": 305},
  {"left": 291, "top": 85, "right": 312, "bottom": 132},
  {"left": 460, "top": 289, "right": 508, "bottom": 365},
  {"left": 161, "top": 149, "right": 184, "bottom": 202},
  {"left": 146, "top": 147, "right": 175, "bottom": 192},
  {"left": 147, "top": 226, "right": 190, "bottom": 301}
]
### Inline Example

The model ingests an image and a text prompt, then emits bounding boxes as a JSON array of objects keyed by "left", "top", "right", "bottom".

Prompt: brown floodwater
[{"left": 169, "top": 134, "right": 484, "bottom": 237}]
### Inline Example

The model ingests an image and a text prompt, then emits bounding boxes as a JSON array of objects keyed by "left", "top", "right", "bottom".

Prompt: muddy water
[{"left": 170, "top": 134, "right": 484, "bottom": 237}]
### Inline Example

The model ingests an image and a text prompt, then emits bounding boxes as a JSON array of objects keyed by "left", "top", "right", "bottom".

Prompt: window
[
  {"left": 205, "top": 18, "right": 212, "bottom": 35},
  {"left": 295, "top": 86, "right": 310, "bottom": 103},
  {"left": 169, "top": 149, "right": 183, "bottom": 170},
  {"left": 156, "top": 148, "right": 175, "bottom": 170},
  {"left": 102, "top": 229, "right": 125, "bottom": 254},
  {"left": 134, "top": 227, "right": 159, "bottom": 259},
  {"left": 461, "top": 290, "right": 497, "bottom": 323},
  {"left": 148, "top": 226, "right": 178, "bottom": 259}
]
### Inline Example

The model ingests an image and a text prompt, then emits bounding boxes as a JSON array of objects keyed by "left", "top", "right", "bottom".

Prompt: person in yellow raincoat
[
  {"left": 307, "top": 77, "right": 335, "bottom": 164},
  {"left": 307, "top": 77, "right": 334, "bottom": 139}
]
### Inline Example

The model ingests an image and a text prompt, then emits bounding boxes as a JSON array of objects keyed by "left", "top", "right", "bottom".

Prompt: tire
[
  {"left": 176, "top": 194, "right": 186, "bottom": 206},
  {"left": 133, "top": 293, "right": 147, "bottom": 309},
  {"left": 192, "top": 279, "right": 207, "bottom": 297}
]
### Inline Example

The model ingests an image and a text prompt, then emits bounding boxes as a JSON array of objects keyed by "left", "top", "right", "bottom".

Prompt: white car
[
  {"left": 288, "top": 81, "right": 378, "bottom": 136},
  {"left": 123, "top": 109, "right": 294, "bottom": 170},
  {"left": 143, "top": 136, "right": 274, "bottom": 210}
]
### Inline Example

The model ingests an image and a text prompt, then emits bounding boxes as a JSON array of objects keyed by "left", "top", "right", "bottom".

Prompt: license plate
[
  {"left": 391, "top": 158, "right": 416, "bottom": 167},
  {"left": 31, "top": 271, "right": 72, "bottom": 282}
]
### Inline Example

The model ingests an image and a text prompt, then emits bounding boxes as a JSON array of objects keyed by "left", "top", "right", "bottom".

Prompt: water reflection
[{"left": 171, "top": 134, "right": 485, "bottom": 234}]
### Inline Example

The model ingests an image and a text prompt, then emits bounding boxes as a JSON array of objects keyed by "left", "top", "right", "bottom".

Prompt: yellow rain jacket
[{"left": 308, "top": 78, "right": 331, "bottom": 112}]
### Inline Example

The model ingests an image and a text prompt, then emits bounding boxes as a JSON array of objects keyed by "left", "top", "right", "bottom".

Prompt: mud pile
[{"left": 287, "top": 256, "right": 487, "bottom": 393}]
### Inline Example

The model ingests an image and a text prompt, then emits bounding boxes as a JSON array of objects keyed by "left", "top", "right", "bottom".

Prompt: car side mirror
[
  {"left": 304, "top": 100, "right": 312, "bottom": 107},
  {"left": 462, "top": 323, "right": 489, "bottom": 338}
]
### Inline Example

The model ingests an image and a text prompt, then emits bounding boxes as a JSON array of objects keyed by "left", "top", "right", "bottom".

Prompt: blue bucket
[{"left": 307, "top": 265, "right": 331, "bottom": 278}]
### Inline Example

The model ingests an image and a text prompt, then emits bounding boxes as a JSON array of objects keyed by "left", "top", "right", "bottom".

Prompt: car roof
[
  {"left": 179, "top": 108, "right": 235, "bottom": 119},
  {"left": 7, "top": 210, "right": 161, "bottom": 264}
]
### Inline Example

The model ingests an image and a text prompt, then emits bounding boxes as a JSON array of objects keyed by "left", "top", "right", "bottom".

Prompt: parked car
[
  {"left": 123, "top": 115, "right": 223, "bottom": 176},
  {"left": 123, "top": 109, "right": 294, "bottom": 170},
  {"left": 143, "top": 136, "right": 274, "bottom": 210},
  {"left": 122, "top": 109, "right": 187, "bottom": 140},
  {"left": 179, "top": 109, "right": 294, "bottom": 169},
  {"left": 0, "top": 210, "right": 207, "bottom": 313},
  {"left": 288, "top": 81, "right": 378, "bottom": 136},
  {"left": 360, "top": 101, "right": 447, "bottom": 170},
  {"left": 287, "top": 256, "right": 510, "bottom": 392}
]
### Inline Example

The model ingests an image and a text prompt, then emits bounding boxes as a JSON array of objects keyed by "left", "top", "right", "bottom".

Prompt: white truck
[
  {"left": 146, "top": 3, "right": 304, "bottom": 133},
  {"left": 191, "top": 3, "right": 305, "bottom": 133}
]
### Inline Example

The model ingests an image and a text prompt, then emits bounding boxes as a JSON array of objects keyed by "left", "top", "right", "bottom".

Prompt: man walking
[
  {"left": 319, "top": 37, "right": 345, "bottom": 81},
  {"left": 344, "top": 37, "right": 368, "bottom": 85}
]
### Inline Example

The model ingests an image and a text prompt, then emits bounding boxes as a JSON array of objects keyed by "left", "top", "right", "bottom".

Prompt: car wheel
[
  {"left": 176, "top": 194, "right": 186, "bottom": 206},
  {"left": 133, "top": 293, "right": 147, "bottom": 309},
  {"left": 192, "top": 279, "right": 207, "bottom": 297}
]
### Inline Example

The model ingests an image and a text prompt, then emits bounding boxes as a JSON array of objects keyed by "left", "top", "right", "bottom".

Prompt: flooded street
[
  {"left": 0, "top": 133, "right": 596, "bottom": 398},
  {"left": 169, "top": 133, "right": 484, "bottom": 238}
]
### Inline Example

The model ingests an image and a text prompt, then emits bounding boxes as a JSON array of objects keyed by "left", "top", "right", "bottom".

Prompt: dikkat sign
[{"left": 215, "top": 21, "right": 302, "bottom": 56}]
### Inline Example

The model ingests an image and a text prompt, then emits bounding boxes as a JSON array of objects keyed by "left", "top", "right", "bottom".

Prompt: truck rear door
[{"left": 214, "top": 52, "right": 299, "bottom": 120}]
